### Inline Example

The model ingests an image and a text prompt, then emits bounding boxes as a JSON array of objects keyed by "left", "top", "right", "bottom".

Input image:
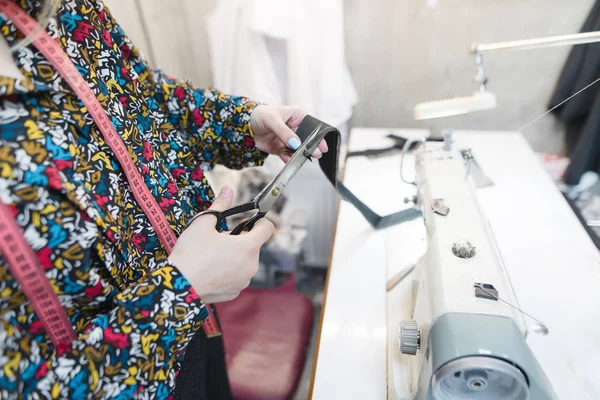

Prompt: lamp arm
[
  {"left": 470, "top": 31, "right": 600, "bottom": 93},
  {"left": 472, "top": 31, "right": 600, "bottom": 54}
]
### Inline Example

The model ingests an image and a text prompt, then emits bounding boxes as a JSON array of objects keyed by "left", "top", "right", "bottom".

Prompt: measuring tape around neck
[
  {"left": 0, "top": 0, "right": 220, "bottom": 341},
  {"left": 0, "top": 203, "right": 76, "bottom": 345}
]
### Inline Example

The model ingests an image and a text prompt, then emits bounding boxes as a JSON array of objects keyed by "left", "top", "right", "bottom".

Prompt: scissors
[{"left": 188, "top": 123, "right": 327, "bottom": 235}]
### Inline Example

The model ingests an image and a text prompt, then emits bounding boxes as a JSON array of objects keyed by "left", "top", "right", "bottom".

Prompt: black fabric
[
  {"left": 549, "top": 0, "right": 600, "bottom": 185},
  {"left": 346, "top": 134, "right": 443, "bottom": 159},
  {"left": 336, "top": 182, "right": 423, "bottom": 229},
  {"left": 296, "top": 115, "right": 340, "bottom": 186},
  {"left": 173, "top": 307, "right": 233, "bottom": 400},
  {"left": 296, "top": 115, "right": 422, "bottom": 229}
]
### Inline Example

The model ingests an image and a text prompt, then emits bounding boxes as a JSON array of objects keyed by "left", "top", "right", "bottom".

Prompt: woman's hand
[
  {"left": 169, "top": 187, "right": 274, "bottom": 303},
  {"left": 250, "top": 105, "right": 329, "bottom": 163}
]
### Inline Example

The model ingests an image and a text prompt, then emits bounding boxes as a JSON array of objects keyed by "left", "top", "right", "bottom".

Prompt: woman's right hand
[{"left": 169, "top": 186, "right": 274, "bottom": 303}]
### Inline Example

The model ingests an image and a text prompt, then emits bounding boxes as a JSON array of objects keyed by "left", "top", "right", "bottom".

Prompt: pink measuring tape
[
  {"left": 0, "top": 204, "right": 76, "bottom": 345},
  {"left": 0, "top": 0, "right": 221, "bottom": 343}
]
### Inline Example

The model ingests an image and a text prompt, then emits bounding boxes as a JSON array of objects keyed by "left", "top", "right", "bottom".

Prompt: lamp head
[{"left": 413, "top": 91, "right": 497, "bottom": 120}]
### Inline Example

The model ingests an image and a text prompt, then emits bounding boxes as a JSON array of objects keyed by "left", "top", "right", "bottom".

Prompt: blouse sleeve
[
  {"left": 0, "top": 258, "right": 206, "bottom": 399},
  {"left": 96, "top": 1, "right": 267, "bottom": 170},
  {"left": 150, "top": 70, "right": 267, "bottom": 170}
]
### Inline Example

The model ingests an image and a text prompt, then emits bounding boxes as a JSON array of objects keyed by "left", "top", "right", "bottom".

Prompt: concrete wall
[{"left": 344, "top": 0, "right": 595, "bottom": 154}]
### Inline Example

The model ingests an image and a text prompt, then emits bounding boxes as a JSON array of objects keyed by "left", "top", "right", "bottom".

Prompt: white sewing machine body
[{"left": 388, "top": 142, "right": 558, "bottom": 400}]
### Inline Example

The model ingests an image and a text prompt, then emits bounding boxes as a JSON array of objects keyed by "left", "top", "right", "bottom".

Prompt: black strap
[
  {"left": 296, "top": 115, "right": 422, "bottom": 230},
  {"left": 347, "top": 134, "right": 443, "bottom": 159}
]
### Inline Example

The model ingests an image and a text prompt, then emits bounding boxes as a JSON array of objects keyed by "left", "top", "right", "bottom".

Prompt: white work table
[{"left": 309, "top": 128, "right": 600, "bottom": 400}]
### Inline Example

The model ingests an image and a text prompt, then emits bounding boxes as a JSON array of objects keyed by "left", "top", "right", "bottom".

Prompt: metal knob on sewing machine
[
  {"left": 399, "top": 320, "right": 420, "bottom": 356},
  {"left": 388, "top": 140, "right": 557, "bottom": 400}
]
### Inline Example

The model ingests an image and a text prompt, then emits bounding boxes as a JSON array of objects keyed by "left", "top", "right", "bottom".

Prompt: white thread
[
  {"left": 474, "top": 283, "right": 549, "bottom": 332},
  {"left": 519, "top": 77, "right": 600, "bottom": 131}
]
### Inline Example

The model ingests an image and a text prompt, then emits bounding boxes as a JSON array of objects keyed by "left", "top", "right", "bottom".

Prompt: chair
[{"left": 216, "top": 275, "right": 314, "bottom": 400}]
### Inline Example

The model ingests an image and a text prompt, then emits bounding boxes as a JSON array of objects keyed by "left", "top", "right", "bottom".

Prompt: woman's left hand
[{"left": 250, "top": 105, "right": 329, "bottom": 163}]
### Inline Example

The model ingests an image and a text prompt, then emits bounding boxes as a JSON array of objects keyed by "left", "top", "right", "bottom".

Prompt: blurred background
[
  {"left": 104, "top": 0, "right": 598, "bottom": 269},
  {"left": 105, "top": 0, "right": 593, "bottom": 153},
  {"left": 103, "top": 1, "right": 598, "bottom": 398}
]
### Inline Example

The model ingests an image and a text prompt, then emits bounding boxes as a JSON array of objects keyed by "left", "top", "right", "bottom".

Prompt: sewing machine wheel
[{"left": 431, "top": 356, "right": 528, "bottom": 400}]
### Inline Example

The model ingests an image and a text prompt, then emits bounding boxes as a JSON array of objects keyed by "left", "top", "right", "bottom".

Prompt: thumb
[
  {"left": 210, "top": 186, "right": 234, "bottom": 211},
  {"left": 196, "top": 186, "right": 234, "bottom": 228}
]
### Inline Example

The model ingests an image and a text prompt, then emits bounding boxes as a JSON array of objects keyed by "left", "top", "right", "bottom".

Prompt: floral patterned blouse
[{"left": 0, "top": 0, "right": 264, "bottom": 398}]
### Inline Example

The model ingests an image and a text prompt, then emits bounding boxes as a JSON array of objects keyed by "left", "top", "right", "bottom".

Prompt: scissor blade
[
  {"left": 283, "top": 147, "right": 313, "bottom": 162},
  {"left": 254, "top": 124, "right": 326, "bottom": 212},
  {"left": 275, "top": 123, "right": 324, "bottom": 184}
]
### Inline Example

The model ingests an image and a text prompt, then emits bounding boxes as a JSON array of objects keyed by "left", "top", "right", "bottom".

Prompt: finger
[
  {"left": 273, "top": 118, "right": 303, "bottom": 152},
  {"left": 280, "top": 141, "right": 321, "bottom": 160},
  {"left": 270, "top": 114, "right": 325, "bottom": 159},
  {"left": 318, "top": 138, "right": 329, "bottom": 154},
  {"left": 277, "top": 107, "right": 327, "bottom": 156},
  {"left": 280, "top": 152, "right": 293, "bottom": 163},
  {"left": 281, "top": 107, "right": 307, "bottom": 128},
  {"left": 276, "top": 144, "right": 293, "bottom": 163},
  {"left": 286, "top": 108, "right": 327, "bottom": 155},
  {"left": 195, "top": 186, "right": 234, "bottom": 228},
  {"left": 245, "top": 218, "right": 275, "bottom": 244}
]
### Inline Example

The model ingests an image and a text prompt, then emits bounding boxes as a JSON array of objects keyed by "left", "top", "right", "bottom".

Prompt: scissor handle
[
  {"left": 188, "top": 210, "right": 228, "bottom": 230},
  {"left": 188, "top": 201, "right": 265, "bottom": 235},
  {"left": 230, "top": 211, "right": 267, "bottom": 235}
]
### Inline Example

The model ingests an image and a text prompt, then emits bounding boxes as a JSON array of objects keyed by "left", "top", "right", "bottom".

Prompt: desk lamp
[{"left": 414, "top": 31, "right": 600, "bottom": 120}]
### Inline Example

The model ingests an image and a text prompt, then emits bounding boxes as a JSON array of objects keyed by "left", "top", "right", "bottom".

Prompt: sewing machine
[{"left": 387, "top": 138, "right": 558, "bottom": 400}]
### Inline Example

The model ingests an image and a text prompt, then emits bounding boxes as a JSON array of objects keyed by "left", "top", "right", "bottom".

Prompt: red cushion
[{"left": 217, "top": 289, "right": 314, "bottom": 400}]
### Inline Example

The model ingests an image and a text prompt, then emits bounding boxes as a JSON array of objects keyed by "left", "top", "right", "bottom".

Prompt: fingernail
[
  {"left": 314, "top": 149, "right": 322, "bottom": 158},
  {"left": 287, "top": 137, "right": 301, "bottom": 150},
  {"left": 220, "top": 186, "right": 232, "bottom": 198}
]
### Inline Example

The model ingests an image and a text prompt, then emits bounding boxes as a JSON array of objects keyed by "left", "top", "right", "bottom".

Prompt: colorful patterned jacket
[{"left": 0, "top": 0, "right": 264, "bottom": 398}]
